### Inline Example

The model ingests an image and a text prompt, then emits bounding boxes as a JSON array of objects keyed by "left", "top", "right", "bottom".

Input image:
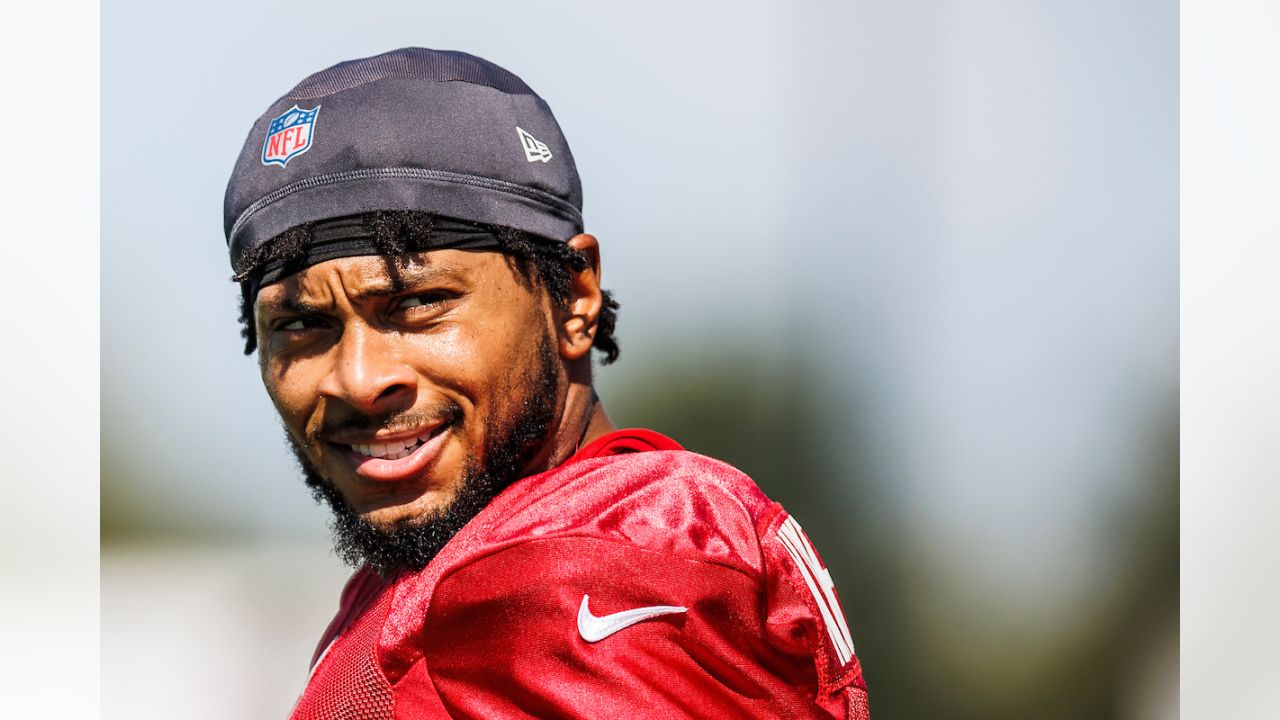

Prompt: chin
[{"left": 356, "top": 486, "right": 460, "bottom": 531}]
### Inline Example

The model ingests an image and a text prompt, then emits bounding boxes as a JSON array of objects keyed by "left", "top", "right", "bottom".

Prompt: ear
[{"left": 556, "top": 233, "right": 603, "bottom": 362}]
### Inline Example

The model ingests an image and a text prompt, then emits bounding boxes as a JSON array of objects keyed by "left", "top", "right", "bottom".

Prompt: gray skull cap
[{"left": 223, "top": 47, "right": 583, "bottom": 274}]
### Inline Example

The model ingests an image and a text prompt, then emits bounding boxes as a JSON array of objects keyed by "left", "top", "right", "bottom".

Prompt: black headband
[{"left": 245, "top": 214, "right": 505, "bottom": 300}]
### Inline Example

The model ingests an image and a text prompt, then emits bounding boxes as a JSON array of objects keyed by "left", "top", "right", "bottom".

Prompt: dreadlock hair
[{"left": 232, "top": 211, "right": 621, "bottom": 364}]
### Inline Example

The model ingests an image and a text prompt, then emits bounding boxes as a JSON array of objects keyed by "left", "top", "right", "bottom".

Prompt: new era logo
[{"left": 517, "top": 126, "right": 553, "bottom": 163}]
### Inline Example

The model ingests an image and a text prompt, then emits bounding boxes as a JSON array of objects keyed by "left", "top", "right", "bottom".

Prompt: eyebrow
[
  {"left": 256, "top": 261, "right": 466, "bottom": 314},
  {"left": 256, "top": 297, "right": 326, "bottom": 316},
  {"left": 347, "top": 262, "right": 465, "bottom": 302}
]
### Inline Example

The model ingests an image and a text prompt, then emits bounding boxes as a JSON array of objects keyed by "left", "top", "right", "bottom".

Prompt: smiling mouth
[{"left": 347, "top": 425, "right": 447, "bottom": 460}]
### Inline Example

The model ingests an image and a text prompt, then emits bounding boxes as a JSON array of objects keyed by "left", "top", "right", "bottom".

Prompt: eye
[
  {"left": 271, "top": 316, "right": 328, "bottom": 332},
  {"left": 388, "top": 290, "right": 459, "bottom": 327},
  {"left": 395, "top": 292, "right": 449, "bottom": 310}
]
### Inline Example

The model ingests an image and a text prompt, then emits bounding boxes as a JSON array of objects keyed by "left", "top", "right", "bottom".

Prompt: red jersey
[{"left": 289, "top": 429, "right": 871, "bottom": 719}]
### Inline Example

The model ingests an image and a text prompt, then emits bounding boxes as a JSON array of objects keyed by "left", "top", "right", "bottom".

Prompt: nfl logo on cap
[{"left": 262, "top": 105, "right": 320, "bottom": 167}]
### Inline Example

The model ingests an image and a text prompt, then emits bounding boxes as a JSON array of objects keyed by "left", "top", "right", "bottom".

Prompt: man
[{"left": 224, "top": 48, "right": 870, "bottom": 719}]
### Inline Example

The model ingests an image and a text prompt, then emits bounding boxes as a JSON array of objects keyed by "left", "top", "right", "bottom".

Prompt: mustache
[{"left": 304, "top": 398, "right": 464, "bottom": 445}]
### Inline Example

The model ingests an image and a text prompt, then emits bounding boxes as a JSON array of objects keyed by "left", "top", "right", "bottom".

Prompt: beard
[{"left": 287, "top": 330, "right": 562, "bottom": 577}]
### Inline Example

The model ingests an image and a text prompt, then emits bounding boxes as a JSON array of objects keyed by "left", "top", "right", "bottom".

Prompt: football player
[{"left": 224, "top": 47, "right": 870, "bottom": 719}]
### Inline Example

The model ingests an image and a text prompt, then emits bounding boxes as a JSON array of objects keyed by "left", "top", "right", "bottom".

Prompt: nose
[{"left": 317, "top": 323, "right": 417, "bottom": 414}]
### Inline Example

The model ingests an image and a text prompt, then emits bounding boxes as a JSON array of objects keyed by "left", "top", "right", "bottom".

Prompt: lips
[{"left": 334, "top": 423, "right": 451, "bottom": 483}]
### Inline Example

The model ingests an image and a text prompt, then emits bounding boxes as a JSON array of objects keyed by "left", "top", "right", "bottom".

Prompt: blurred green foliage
[
  {"left": 609, "top": 348, "right": 1177, "bottom": 720},
  {"left": 103, "top": 342, "right": 1176, "bottom": 718}
]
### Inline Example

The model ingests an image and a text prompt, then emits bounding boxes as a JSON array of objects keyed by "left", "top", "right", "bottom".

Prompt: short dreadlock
[{"left": 232, "top": 211, "right": 620, "bottom": 363}]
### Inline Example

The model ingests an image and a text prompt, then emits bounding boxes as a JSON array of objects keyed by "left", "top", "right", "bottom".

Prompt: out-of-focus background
[{"left": 102, "top": 2, "right": 1177, "bottom": 718}]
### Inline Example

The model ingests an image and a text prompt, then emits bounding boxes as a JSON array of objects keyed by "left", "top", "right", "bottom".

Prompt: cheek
[
  {"left": 426, "top": 301, "right": 549, "bottom": 410},
  {"left": 408, "top": 324, "right": 473, "bottom": 372},
  {"left": 261, "top": 358, "right": 324, "bottom": 431},
  {"left": 400, "top": 323, "right": 503, "bottom": 405}
]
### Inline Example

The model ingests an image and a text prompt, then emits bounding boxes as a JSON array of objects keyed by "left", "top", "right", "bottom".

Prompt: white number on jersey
[{"left": 777, "top": 515, "right": 856, "bottom": 665}]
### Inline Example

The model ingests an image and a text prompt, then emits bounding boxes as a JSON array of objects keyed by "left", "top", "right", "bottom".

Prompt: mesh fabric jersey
[{"left": 288, "top": 429, "right": 871, "bottom": 719}]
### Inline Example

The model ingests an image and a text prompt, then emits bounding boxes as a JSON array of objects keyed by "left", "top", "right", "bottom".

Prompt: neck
[{"left": 538, "top": 380, "right": 615, "bottom": 473}]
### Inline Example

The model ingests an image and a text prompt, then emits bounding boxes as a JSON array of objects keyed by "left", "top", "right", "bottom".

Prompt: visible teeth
[{"left": 349, "top": 430, "right": 435, "bottom": 460}]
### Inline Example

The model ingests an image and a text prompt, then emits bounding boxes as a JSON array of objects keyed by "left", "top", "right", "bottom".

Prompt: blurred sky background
[{"left": 102, "top": 1, "right": 1177, "bottom": 718}]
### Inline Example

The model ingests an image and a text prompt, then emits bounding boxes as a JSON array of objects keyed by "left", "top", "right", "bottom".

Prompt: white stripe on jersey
[{"left": 778, "top": 515, "right": 855, "bottom": 664}]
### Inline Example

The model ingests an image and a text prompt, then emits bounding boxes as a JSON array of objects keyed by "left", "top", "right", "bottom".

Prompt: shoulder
[
  {"left": 418, "top": 450, "right": 871, "bottom": 717},
  {"left": 479, "top": 448, "right": 785, "bottom": 577},
  {"left": 421, "top": 448, "right": 784, "bottom": 659}
]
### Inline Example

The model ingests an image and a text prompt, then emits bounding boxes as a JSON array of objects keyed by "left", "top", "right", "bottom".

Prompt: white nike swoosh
[{"left": 577, "top": 594, "right": 687, "bottom": 643}]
